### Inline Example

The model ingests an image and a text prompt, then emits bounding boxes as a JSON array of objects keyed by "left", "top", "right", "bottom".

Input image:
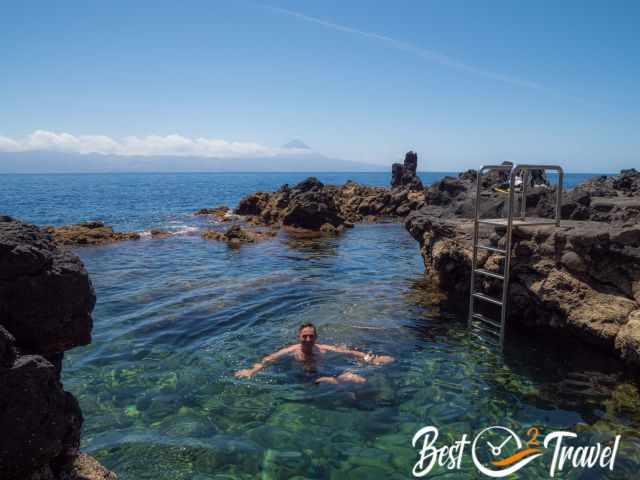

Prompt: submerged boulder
[
  {"left": 194, "top": 205, "right": 230, "bottom": 218},
  {"left": 202, "top": 223, "right": 276, "bottom": 246}
]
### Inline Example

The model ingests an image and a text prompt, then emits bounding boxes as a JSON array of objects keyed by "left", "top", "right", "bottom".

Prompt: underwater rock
[
  {"left": 149, "top": 228, "right": 172, "bottom": 238},
  {"left": 261, "top": 449, "right": 311, "bottom": 479},
  {"left": 319, "top": 223, "right": 343, "bottom": 235},
  {"left": 58, "top": 453, "right": 117, "bottom": 480},
  {"left": 202, "top": 223, "right": 276, "bottom": 246},
  {"left": 194, "top": 205, "right": 230, "bottom": 217},
  {"left": 0, "top": 216, "right": 115, "bottom": 480},
  {"left": 45, "top": 221, "right": 141, "bottom": 246}
]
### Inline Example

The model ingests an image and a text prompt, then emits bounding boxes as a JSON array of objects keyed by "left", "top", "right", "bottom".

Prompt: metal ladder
[{"left": 468, "top": 164, "right": 564, "bottom": 349}]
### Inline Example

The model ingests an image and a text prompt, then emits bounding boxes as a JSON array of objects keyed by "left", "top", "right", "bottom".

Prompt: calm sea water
[{"left": 2, "top": 172, "right": 638, "bottom": 479}]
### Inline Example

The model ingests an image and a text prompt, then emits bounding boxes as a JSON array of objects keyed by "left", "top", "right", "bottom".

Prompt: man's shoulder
[
  {"left": 281, "top": 344, "right": 300, "bottom": 353},
  {"left": 316, "top": 343, "right": 337, "bottom": 352}
]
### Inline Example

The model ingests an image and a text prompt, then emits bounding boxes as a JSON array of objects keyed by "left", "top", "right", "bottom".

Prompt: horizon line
[{"left": 0, "top": 170, "right": 614, "bottom": 175}]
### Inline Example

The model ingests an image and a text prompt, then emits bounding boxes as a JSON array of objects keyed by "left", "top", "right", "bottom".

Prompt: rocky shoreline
[
  {"left": 404, "top": 167, "right": 640, "bottom": 367},
  {"left": 0, "top": 216, "right": 116, "bottom": 480}
]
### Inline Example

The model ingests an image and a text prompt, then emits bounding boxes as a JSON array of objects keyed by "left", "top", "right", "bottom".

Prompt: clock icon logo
[{"left": 471, "top": 426, "right": 543, "bottom": 478}]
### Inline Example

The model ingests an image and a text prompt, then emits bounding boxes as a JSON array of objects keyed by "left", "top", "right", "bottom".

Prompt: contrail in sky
[{"left": 264, "top": 4, "right": 545, "bottom": 92}]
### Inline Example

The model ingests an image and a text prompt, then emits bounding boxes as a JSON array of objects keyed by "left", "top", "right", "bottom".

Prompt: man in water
[{"left": 234, "top": 322, "right": 394, "bottom": 384}]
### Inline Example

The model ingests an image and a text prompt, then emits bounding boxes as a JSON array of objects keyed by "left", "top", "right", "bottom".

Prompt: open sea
[{"left": 2, "top": 171, "right": 638, "bottom": 479}]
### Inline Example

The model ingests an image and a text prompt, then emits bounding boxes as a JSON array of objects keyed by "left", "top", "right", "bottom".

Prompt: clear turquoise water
[{"left": 2, "top": 172, "right": 637, "bottom": 479}]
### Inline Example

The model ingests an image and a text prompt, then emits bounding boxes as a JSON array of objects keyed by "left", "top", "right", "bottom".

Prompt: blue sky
[{"left": 1, "top": 0, "right": 638, "bottom": 171}]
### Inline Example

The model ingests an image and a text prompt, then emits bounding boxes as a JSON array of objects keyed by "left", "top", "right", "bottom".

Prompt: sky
[{"left": 1, "top": 0, "right": 638, "bottom": 172}]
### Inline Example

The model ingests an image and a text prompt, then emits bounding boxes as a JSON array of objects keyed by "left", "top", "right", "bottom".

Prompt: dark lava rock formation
[
  {"left": 236, "top": 177, "right": 347, "bottom": 230},
  {"left": 234, "top": 152, "right": 428, "bottom": 230},
  {"left": 391, "top": 151, "right": 423, "bottom": 191},
  {"left": 0, "top": 216, "right": 116, "bottom": 480}
]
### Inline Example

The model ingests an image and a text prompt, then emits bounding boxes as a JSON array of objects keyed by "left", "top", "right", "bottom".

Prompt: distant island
[{"left": 0, "top": 140, "right": 387, "bottom": 174}]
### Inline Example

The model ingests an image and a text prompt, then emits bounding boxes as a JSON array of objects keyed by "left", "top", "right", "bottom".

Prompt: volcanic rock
[
  {"left": 391, "top": 151, "right": 423, "bottom": 191},
  {"left": 46, "top": 221, "right": 140, "bottom": 246},
  {"left": 194, "top": 205, "right": 230, "bottom": 218},
  {"left": 202, "top": 224, "right": 275, "bottom": 246},
  {"left": 404, "top": 212, "right": 640, "bottom": 366},
  {"left": 0, "top": 216, "right": 115, "bottom": 479}
]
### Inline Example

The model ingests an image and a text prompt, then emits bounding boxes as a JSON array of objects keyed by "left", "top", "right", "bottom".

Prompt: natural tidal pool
[
  {"left": 63, "top": 223, "right": 640, "bottom": 479},
  {"left": 5, "top": 171, "right": 635, "bottom": 479}
]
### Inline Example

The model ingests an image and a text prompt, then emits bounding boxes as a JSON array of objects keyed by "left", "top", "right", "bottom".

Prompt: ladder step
[
  {"left": 474, "top": 268, "right": 505, "bottom": 280},
  {"left": 470, "top": 323, "right": 501, "bottom": 337},
  {"left": 472, "top": 292, "right": 503, "bottom": 306},
  {"left": 477, "top": 219, "right": 504, "bottom": 225},
  {"left": 471, "top": 313, "right": 502, "bottom": 330},
  {"left": 470, "top": 329, "right": 501, "bottom": 346},
  {"left": 476, "top": 245, "right": 506, "bottom": 254}
]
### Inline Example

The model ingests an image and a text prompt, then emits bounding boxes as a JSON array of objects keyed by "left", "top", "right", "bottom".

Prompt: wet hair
[{"left": 298, "top": 322, "right": 317, "bottom": 336}]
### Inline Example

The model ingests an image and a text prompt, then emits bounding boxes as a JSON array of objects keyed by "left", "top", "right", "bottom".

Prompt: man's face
[{"left": 299, "top": 326, "right": 317, "bottom": 349}]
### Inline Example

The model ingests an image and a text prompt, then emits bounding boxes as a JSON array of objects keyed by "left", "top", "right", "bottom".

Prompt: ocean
[
  {"left": 1, "top": 171, "right": 595, "bottom": 230},
  {"left": 2, "top": 171, "right": 637, "bottom": 479}
]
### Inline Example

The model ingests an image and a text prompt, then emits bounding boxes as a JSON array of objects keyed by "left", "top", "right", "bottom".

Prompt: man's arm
[
  {"left": 318, "top": 344, "right": 394, "bottom": 365},
  {"left": 234, "top": 345, "right": 296, "bottom": 378}
]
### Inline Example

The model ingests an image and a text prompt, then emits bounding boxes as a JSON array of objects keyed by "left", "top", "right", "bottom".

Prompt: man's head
[{"left": 298, "top": 322, "right": 317, "bottom": 351}]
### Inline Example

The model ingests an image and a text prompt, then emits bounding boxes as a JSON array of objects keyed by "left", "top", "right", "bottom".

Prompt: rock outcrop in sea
[
  {"left": 391, "top": 151, "right": 423, "bottom": 191},
  {"left": 0, "top": 216, "right": 116, "bottom": 480},
  {"left": 234, "top": 153, "right": 427, "bottom": 229}
]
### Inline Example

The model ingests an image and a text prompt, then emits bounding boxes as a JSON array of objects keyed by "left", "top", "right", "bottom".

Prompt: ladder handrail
[
  {"left": 469, "top": 163, "right": 564, "bottom": 349},
  {"left": 510, "top": 164, "right": 564, "bottom": 227}
]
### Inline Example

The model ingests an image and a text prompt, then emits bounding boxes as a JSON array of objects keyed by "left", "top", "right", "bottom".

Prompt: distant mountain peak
[{"left": 282, "top": 139, "right": 310, "bottom": 150}]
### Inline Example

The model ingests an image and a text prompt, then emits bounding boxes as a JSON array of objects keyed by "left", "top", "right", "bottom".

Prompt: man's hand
[
  {"left": 369, "top": 354, "right": 394, "bottom": 365},
  {"left": 234, "top": 364, "right": 261, "bottom": 378}
]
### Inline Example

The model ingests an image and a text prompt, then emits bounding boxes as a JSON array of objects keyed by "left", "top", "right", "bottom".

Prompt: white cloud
[
  {"left": 0, "top": 135, "right": 22, "bottom": 151},
  {"left": 0, "top": 130, "right": 309, "bottom": 158}
]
